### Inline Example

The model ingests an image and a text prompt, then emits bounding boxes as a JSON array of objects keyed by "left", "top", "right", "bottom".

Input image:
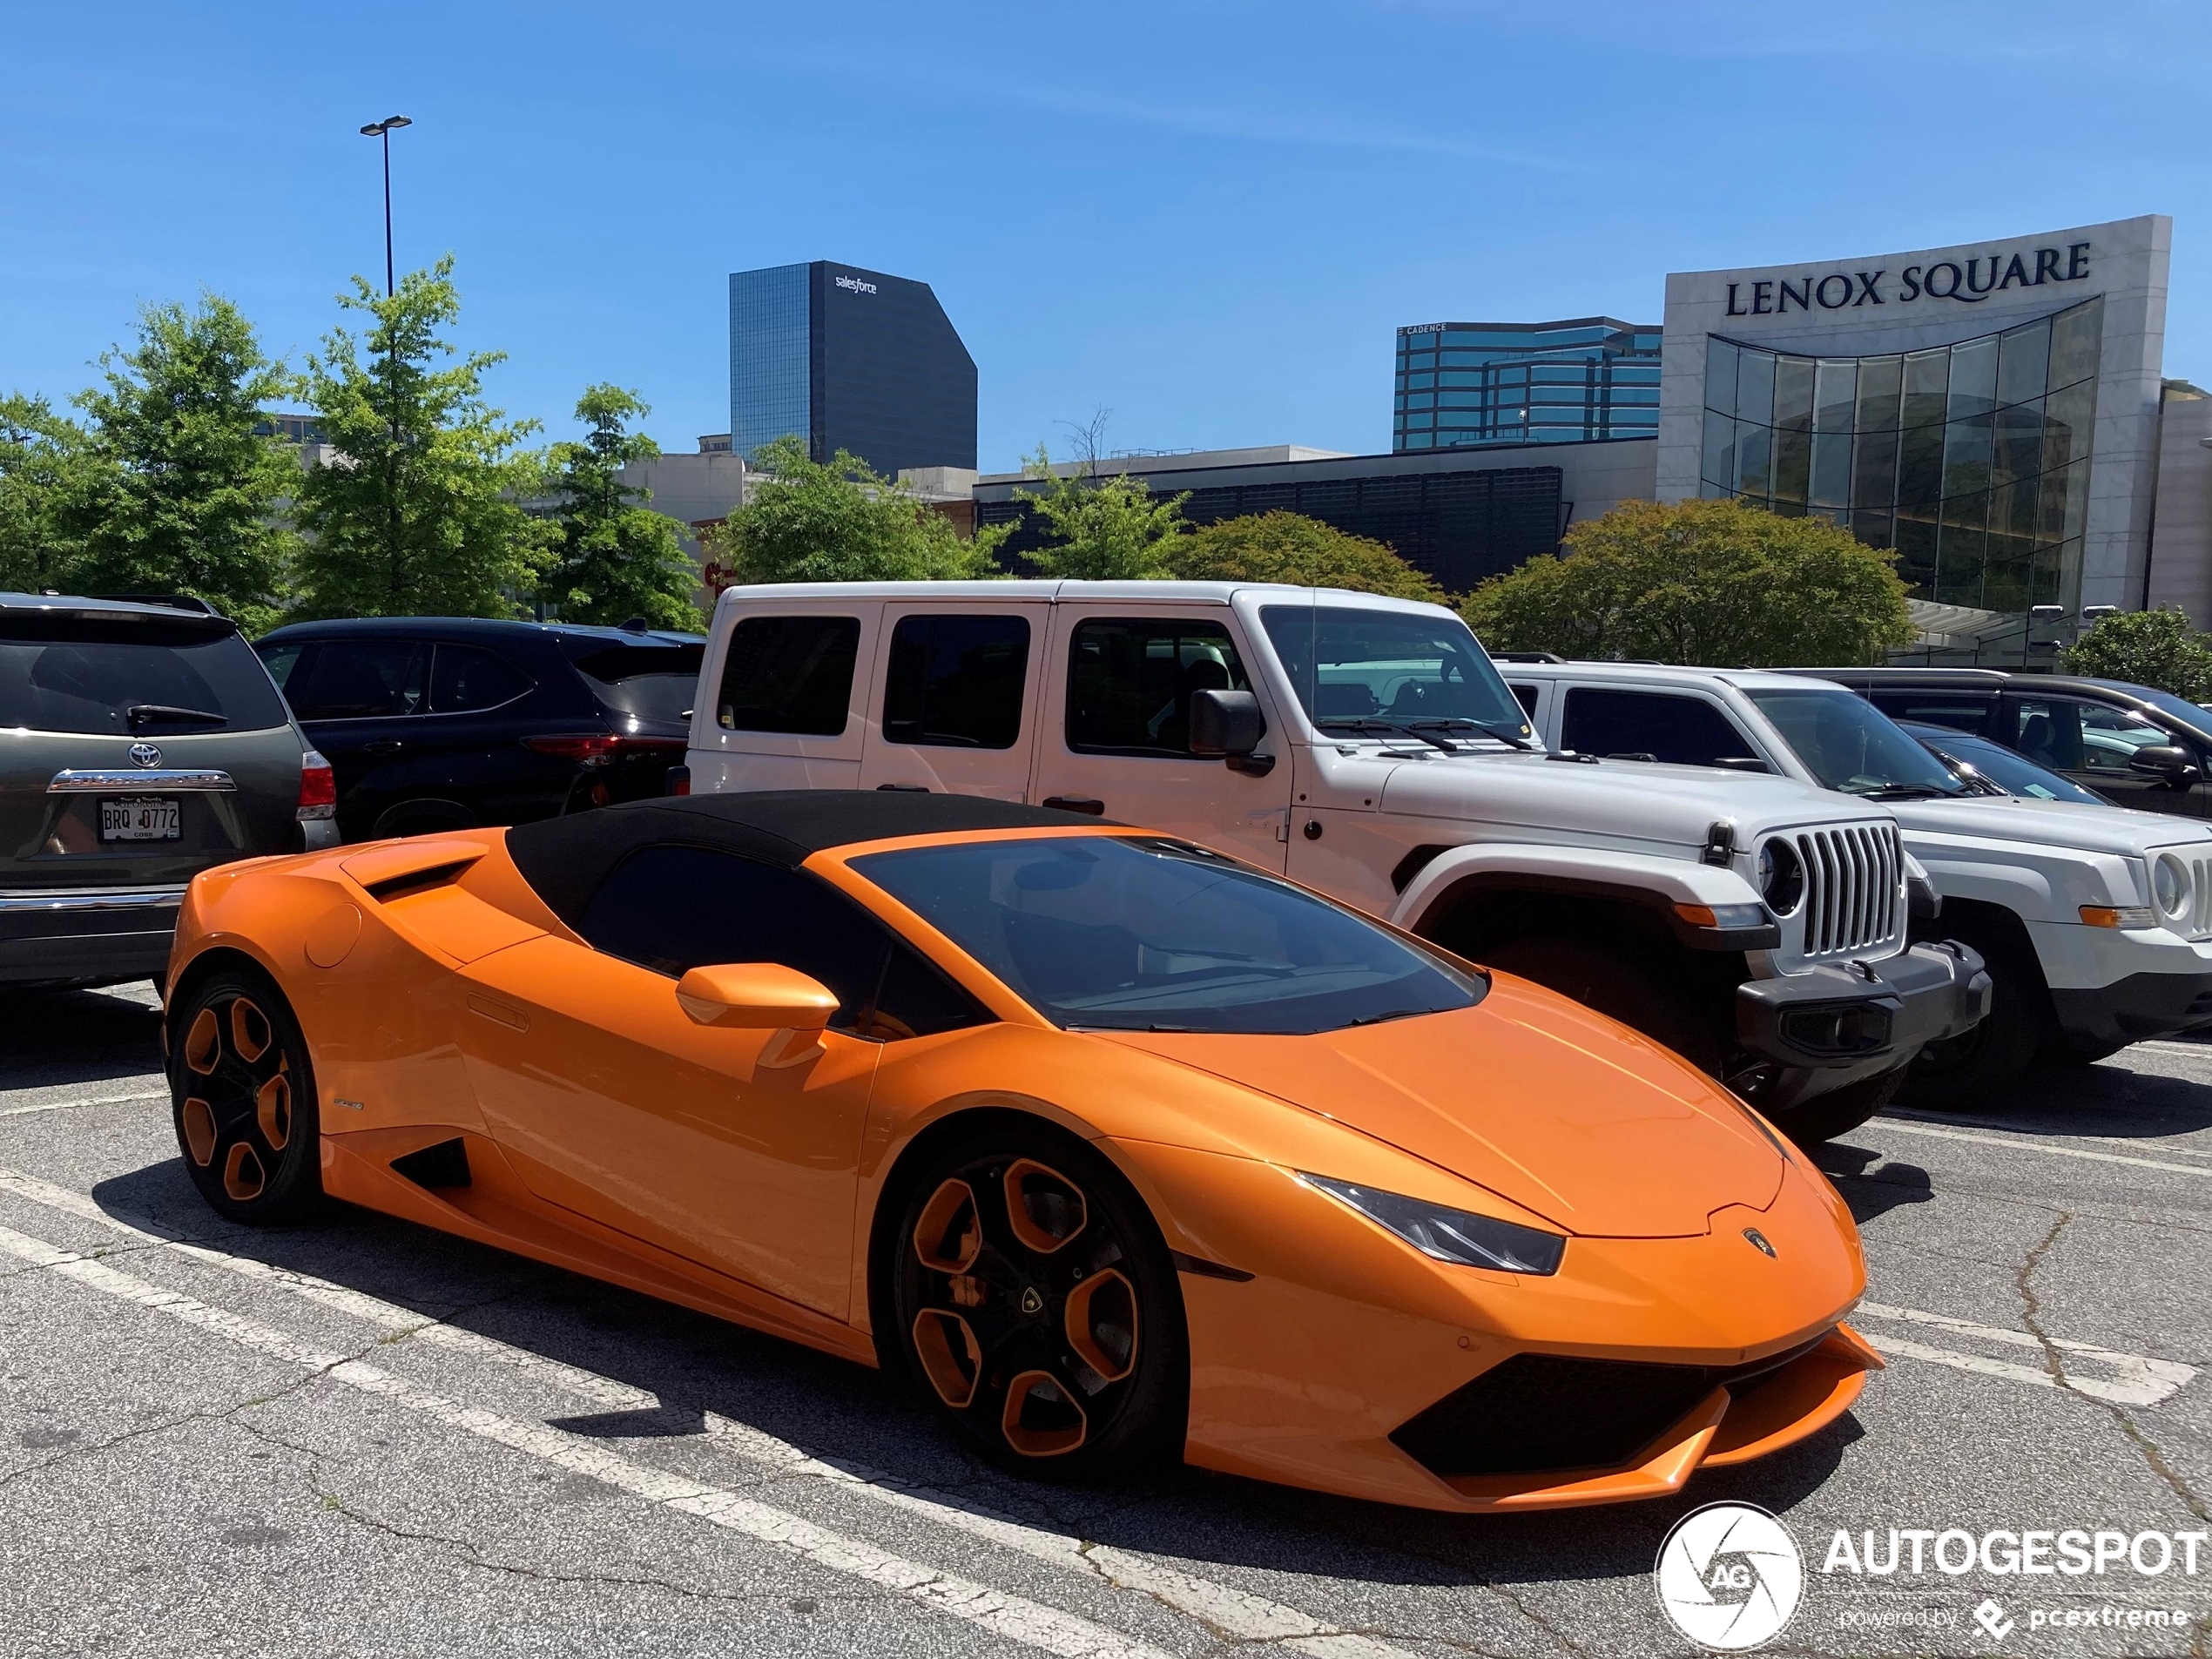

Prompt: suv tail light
[
  {"left": 298, "top": 750, "right": 336, "bottom": 821},
  {"left": 523, "top": 733, "right": 687, "bottom": 769}
]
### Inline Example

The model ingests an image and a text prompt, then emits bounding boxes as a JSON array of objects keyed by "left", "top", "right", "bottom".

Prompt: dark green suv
[{"left": 0, "top": 594, "right": 336, "bottom": 989}]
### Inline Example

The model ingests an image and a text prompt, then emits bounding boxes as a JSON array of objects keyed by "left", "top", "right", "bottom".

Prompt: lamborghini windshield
[{"left": 852, "top": 834, "right": 1481, "bottom": 1035}]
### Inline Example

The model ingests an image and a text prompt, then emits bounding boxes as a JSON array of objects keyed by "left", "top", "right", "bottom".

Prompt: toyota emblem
[
  {"left": 128, "top": 742, "right": 162, "bottom": 769},
  {"left": 1742, "top": 1227, "right": 1777, "bottom": 1259}
]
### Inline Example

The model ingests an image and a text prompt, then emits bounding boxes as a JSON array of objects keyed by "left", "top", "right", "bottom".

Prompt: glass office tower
[
  {"left": 1393, "top": 318, "right": 1662, "bottom": 452},
  {"left": 728, "top": 262, "right": 977, "bottom": 477},
  {"left": 1698, "top": 297, "right": 2101, "bottom": 612}
]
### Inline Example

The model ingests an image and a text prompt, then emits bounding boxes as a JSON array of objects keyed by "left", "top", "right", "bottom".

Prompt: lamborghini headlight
[{"left": 1299, "top": 1174, "right": 1566, "bottom": 1275}]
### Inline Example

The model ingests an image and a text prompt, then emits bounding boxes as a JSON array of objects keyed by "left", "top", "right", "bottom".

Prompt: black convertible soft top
[{"left": 505, "top": 790, "right": 1110, "bottom": 929}]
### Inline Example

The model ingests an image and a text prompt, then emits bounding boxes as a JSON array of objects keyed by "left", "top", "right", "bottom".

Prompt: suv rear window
[
  {"left": 0, "top": 617, "right": 290, "bottom": 736},
  {"left": 570, "top": 643, "right": 704, "bottom": 726},
  {"left": 717, "top": 616, "right": 859, "bottom": 736}
]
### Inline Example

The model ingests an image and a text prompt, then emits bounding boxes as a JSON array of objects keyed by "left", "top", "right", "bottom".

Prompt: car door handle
[
  {"left": 1043, "top": 795, "right": 1104, "bottom": 815},
  {"left": 363, "top": 739, "right": 404, "bottom": 756}
]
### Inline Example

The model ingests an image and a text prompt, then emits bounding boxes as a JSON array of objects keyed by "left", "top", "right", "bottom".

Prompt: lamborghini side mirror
[{"left": 676, "top": 963, "right": 839, "bottom": 1065}]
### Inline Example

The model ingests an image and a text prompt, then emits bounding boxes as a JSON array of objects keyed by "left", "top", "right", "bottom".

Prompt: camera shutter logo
[
  {"left": 1654, "top": 1501, "right": 1804, "bottom": 1650},
  {"left": 129, "top": 742, "right": 162, "bottom": 769}
]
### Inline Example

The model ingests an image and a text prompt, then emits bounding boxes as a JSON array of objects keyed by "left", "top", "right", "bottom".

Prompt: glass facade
[
  {"left": 729, "top": 263, "right": 812, "bottom": 463},
  {"left": 1699, "top": 298, "right": 2102, "bottom": 612},
  {"left": 1394, "top": 319, "right": 1662, "bottom": 452}
]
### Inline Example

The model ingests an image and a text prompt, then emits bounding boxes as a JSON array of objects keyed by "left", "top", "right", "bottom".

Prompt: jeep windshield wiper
[
  {"left": 1857, "top": 782, "right": 1959, "bottom": 800},
  {"left": 1405, "top": 717, "right": 1533, "bottom": 752},
  {"left": 126, "top": 703, "right": 226, "bottom": 729},
  {"left": 1315, "top": 717, "right": 1460, "bottom": 754}
]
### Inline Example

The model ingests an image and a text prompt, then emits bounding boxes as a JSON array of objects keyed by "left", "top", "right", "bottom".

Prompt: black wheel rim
[
  {"left": 178, "top": 994, "right": 293, "bottom": 1204},
  {"left": 903, "top": 1154, "right": 1141, "bottom": 1460}
]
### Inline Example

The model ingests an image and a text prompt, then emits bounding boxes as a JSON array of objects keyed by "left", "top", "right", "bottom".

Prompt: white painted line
[
  {"left": 1871, "top": 1117, "right": 2212, "bottom": 1180},
  {"left": 0, "top": 1165, "right": 1413, "bottom": 1657},
  {"left": 1882, "top": 1110, "right": 2212, "bottom": 1163},
  {"left": 0, "top": 1089, "right": 167, "bottom": 1119},
  {"left": 1852, "top": 1304, "right": 2195, "bottom": 1406},
  {"left": 0, "top": 1218, "right": 1173, "bottom": 1659}
]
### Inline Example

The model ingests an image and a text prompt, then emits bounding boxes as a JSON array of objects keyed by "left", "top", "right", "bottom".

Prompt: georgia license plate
[{"left": 99, "top": 797, "right": 181, "bottom": 842}]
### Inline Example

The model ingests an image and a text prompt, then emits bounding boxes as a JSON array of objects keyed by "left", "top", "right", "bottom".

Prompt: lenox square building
[{"left": 1656, "top": 215, "right": 2182, "bottom": 650}]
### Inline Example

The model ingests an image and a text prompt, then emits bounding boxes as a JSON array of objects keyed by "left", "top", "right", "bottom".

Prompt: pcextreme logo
[{"left": 1655, "top": 1502, "right": 1804, "bottom": 1651}]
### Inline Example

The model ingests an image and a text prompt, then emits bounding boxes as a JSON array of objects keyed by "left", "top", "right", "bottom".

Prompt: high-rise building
[
  {"left": 728, "top": 261, "right": 977, "bottom": 477},
  {"left": 1393, "top": 318, "right": 1662, "bottom": 452}
]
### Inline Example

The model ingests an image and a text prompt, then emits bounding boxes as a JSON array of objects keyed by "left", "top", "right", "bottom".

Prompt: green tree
[
  {"left": 703, "top": 435, "right": 1003, "bottom": 584},
  {"left": 1460, "top": 497, "right": 1914, "bottom": 666},
  {"left": 292, "top": 258, "right": 551, "bottom": 619},
  {"left": 2062, "top": 606, "right": 2212, "bottom": 699},
  {"left": 0, "top": 395, "right": 98, "bottom": 595},
  {"left": 1167, "top": 510, "right": 1443, "bottom": 601},
  {"left": 1012, "top": 446, "right": 1189, "bottom": 579},
  {"left": 69, "top": 296, "right": 297, "bottom": 632},
  {"left": 542, "top": 385, "right": 702, "bottom": 629}
]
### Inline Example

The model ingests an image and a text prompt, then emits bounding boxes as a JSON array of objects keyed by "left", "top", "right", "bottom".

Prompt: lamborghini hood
[{"left": 1097, "top": 979, "right": 1784, "bottom": 1238}]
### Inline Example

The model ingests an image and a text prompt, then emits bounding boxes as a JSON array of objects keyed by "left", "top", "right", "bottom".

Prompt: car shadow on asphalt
[
  {"left": 87, "top": 1153, "right": 1860, "bottom": 1595},
  {"left": 1878, "top": 1049, "right": 2212, "bottom": 1143},
  {"left": 0, "top": 986, "right": 164, "bottom": 1091},
  {"left": 1809, "top": 1143, "right": 1935, "bottom": 1224}
]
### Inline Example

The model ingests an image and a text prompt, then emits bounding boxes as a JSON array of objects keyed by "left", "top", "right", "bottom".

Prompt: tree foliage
[
  {"left": 2062, "top": 606, "right": 2212, "bottom": 700},
  {"left": 542, "top": 385, "right": 702, "bottom": 630},
  {"left": 1166, "top": 511, "right": 1442, "bottom": 601},
  {"left": 1460, "top": 497, "right": 1915, "bottom": 666},
  {"left": 0, "top": 396, "right": 95, "bottom": 596},
  {"left": 1012, "top": 447, "right": 1189, "bottom": 579},
  {"left": 291, "top": 258, "right": 551, "bottom": 619},
  {"left": 703, "top": 435, "right": 1002, "bottom": 584},
  {"left": 69, "top": 296, "right": 297, "bottom": 633}
]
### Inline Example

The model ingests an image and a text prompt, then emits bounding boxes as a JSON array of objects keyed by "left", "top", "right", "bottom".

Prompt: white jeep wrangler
[
  {"left": 684, "top": 582, "right": 1989, "bottom": 1142},
  {"left": 1493, "top": 658, "right": 2212, "bottom": 1102}
]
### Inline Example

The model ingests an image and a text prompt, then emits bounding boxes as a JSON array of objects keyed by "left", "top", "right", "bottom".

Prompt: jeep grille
[{"left": 1793, "top": 824, "right": 1904, "bottom": 960}]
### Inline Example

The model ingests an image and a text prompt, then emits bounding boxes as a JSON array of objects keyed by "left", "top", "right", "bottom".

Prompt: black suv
[
  {"left": 253, "top": 617, "right": 700, "bottom": 842},
  {"left": 1791, "top": 667, "right": 2212, "bottom": 817},
  {"left": 0, "top": 593, "right": 334, "bottom": 988}
]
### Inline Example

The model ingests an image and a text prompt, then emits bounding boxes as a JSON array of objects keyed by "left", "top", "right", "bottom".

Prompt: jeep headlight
[
  {"left": 2153, "top": 853, "right": 2194, "bottom": 927},
  {"left": 1758, "top": 837, "right": 1804, "bottom": 916},
  {"left": 1299, "top": 1174, "right": 1566, "bottom": 1275}
]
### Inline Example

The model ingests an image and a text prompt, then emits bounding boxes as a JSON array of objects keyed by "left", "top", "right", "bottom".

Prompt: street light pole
[
  {"left": 359, "top": 116, "right": 413, "bottom": 599},
  {"left": 358, "top": 115, "right": 413, "bottom": 297}
]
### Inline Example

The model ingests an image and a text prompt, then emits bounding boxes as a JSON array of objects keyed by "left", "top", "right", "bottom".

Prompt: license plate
[{"left": 99, "top": 797, "right": 181, "bottom": 842}]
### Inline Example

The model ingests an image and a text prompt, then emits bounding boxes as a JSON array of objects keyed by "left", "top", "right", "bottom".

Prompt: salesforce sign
[{"left": 1656, "top": 215, "right": 2171, "bottom": 617}]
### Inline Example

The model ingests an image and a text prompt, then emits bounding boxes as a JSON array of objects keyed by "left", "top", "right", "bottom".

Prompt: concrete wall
[{"left": 2147, "top": 390, "right": 2212, "bottom": 624}]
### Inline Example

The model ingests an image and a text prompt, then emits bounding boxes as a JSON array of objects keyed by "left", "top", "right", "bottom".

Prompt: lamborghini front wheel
[
  {"left": 168, "top": 968, "right": 323, "bottom": 1224},
  {"left": 891, "top": 1125, "right": 1186, "bottom": 1479}
]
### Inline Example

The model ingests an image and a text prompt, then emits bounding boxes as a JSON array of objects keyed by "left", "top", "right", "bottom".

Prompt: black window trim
[{"left": 714, "top": 612, "right": 866, "bottom": 740}]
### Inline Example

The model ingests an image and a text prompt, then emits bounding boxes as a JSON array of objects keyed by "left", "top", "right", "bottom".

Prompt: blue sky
[{"left": 3, "top": 2, "right": 2207, "bottom": 472}]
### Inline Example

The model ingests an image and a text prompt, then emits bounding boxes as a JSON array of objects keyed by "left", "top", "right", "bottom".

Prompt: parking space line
[
  {"left": 1882, "top": 1109, "right": 2212, "bottom": 1163},
  {"left": 1851, "top": 1303, "right": 2195, "bottom": 1406},
  {"left": 1871, "top": 1117, "right": 2212, "bottom": 1179},
  {"left": 0, "top": 1089, "right": 167, "bottom": 1119},
  {"left": 0, "top": 1217, "right": 1177, "bottom": 1659},
  {"left": 0, "top": 1165, "right": 1415, "bottom": 1658}
]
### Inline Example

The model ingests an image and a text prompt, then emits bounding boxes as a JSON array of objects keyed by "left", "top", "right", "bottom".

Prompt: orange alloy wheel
[
  {"left": 167, "top": 972, "right": 321, "bottom": 1224},
  {"left": 896, "top": 1143, "right": 1162, "bottom": 1469}
]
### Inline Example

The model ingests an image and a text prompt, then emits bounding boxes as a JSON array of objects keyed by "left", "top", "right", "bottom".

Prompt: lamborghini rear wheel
[
  {"left": 891, "top": 1125, "right": 1186, "bottom": 1480},
  {"left": 169, "top": 968, "right": 323, "bottom": 1224}
]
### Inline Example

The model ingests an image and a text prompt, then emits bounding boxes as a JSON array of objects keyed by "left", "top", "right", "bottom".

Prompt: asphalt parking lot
[{"left": 1, "top": 985, "right": 2207, "bottom": 1659}]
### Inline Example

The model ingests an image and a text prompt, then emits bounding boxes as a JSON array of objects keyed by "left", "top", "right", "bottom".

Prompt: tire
[
  {"left": 1475, "top": 937, "right": 1723, "bottom": 1074},
  {"left": 370, "top": 799, "right": 474, "bottom": 840},
  {"left": 1766, "top": 1069, "right": 1902, "bottom": 1147},
  {"left": 889, "top": 1124, "right": 1187, "bottom": 1481},
  {"left": 167, "top": 968, "right": 323, "bottom": 1224},
  {"left": 1895, "top": 927, "right": 2040, "bottom": 1109}
]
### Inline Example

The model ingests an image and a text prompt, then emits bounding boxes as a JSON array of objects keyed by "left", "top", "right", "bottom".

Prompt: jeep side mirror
[
  {"left": 2128, "top": 744, "right": 2201, "bottom": 786},
  {"left": 1189, "top": 689, "right": 1264, "bottom": 758}
]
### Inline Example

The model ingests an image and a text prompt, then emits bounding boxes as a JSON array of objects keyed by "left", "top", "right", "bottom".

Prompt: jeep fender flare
[{"left": 1390, "top": 844, "right": 1776, "bottom": 953}]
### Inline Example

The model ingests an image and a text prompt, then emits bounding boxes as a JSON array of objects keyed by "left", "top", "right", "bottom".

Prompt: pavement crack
[{"left": 2014, "top": 1209, "right": 2211, "bottom": 1524}]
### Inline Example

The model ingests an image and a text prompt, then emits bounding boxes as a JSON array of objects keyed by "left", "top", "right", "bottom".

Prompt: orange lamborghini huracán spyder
[{"left": 163, "top": 791, "right": 1881, "bottom": 1513}]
